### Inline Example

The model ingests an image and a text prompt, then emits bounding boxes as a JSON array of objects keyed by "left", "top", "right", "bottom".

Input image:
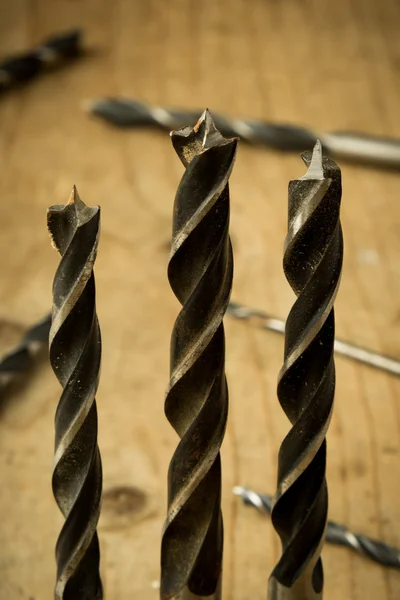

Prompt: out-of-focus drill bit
[
  {"left": 161, "top": 111, "right": 236, "bottom": 600},
  {"left": 0, "top": 30, "right": 82, "bottom": 93},
  {"left": 234, "top": 487, "right": 400, "bottom": 570},
  {"left": 48, "top": 187, "right": 103, "bottom": 600},
  {"left": 0, "top": 313, "right": 51, "bottom": 394},
  {"left": 227, "top": 302, "right": 400, "bottom": 378},
  {"left": 88, "top": 97, "right": 400, "bottom": 170},
  {"left": 269, "top": 142, "right": 343, "bottom": 600}
]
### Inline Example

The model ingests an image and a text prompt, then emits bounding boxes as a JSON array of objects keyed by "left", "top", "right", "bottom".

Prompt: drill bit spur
[
  {"left": 161, "top": 111, "right": 236, "bottom": 600},
  {"left": 89, "top": 97, "right": 400, "bottom": 169},
  {"left": 269, "top": 142, "right": 343, "bottom": 600},
  {"left": 234, "top": 487, "right": 400, "bottom": 570},
  {"left": 48, "top": 188, "right": 103, "bottom": 600}
]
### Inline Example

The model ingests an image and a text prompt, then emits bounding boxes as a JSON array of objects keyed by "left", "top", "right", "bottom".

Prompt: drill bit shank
[
  {"left": 161, "top": 111, "right": 236, "bottom": 600},
  {"left": 48, "top": 188, "right": 103, "bottom": 600},
  {"left": 269, "top": 142, "right": 343, "bottom": 600}
]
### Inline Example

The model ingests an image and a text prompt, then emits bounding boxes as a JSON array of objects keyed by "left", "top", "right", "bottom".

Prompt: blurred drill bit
[
  {"left": 269, "top": 142, "right": 343, "bottom": 600},
  {"left": 0, "top": 313, "right": 51, "bottom": 394},
  {"left": 161, "top": 111, "right": 236, "bottom": 600},
  {"left": 48, "top": 187, "right": 103, "bottom": 600},
  {"left": 227, "top": 302, "right": 400, "bottom": 378},
  {"left": 88, "top": 97, "right": 400, "bottom": 170},
  {"left": 0, "top": 30, "right": 82, "bottom": 93},
  {"left": 234, "top": 487, "right": 400, "bottom": 570}
]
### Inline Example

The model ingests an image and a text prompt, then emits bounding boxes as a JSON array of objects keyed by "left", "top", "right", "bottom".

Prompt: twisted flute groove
[
  {"left": 161, "top": 111, "right": 236, "bottom": 600},
  {"left": 0, "top": 30, "right": 82, "bottom": 93},
  {"left": 233, "top": 487, "right": 400, "bottom": 570},
  {"left": 48, "top": 188, "right": 102, "bottom": 600},
  {"left": 88, "top": 97, "right": 400, "bottom": 169},
  {"left": 269, "top": 142, "right": 343, "bottom": 600}
]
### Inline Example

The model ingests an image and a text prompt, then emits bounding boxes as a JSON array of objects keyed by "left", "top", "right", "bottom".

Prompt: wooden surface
[{"left": 0, "top": 1, "right": 399, "bottom": 599}]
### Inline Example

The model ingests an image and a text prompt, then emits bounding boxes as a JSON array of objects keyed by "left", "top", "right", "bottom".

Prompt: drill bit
[
  {"left": 269, "top": 141, "right": 343, "bottom": 600},
  {"left": 88, "top": 97, "right": 400, "bottom": 170},
  {"left": 234, "top": 487, "right": 400, "bottom": 570},
  {"left": 161, "top": 110, "right": 236, "bottom": 600},
  {"left": 0, "top": 313, "right": 51, "bottom": 394},
  {"left": 0, "top": 30, "right": 82, "bottom": 93},
  {"left": 227, "top": 302, "right": 400, "bottom": 378},
  {"left": 48, "top": 187, "right": 103, "bottom": 600}
]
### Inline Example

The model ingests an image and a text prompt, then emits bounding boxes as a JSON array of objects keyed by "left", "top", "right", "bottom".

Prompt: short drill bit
[
  {"left": 0, "top": 30, "right": 82, "bottom": 93},
  {"left": 269, "top": 141, "right": 343, "bottom": 600},
  {"left": 0, "top": 313, "right": 51, "bottom": 393},
  {"left": 48, "top": 187, "right": 103, "bottom": 600},
  {"left": 161, "top": 110, "right": 236, "bottom": 600},
  {"left": 88, "top": 97, "right": 400, "bottom": 170},
  {"left": 234, "top": 487, "right": 400, "bottom": 570}
]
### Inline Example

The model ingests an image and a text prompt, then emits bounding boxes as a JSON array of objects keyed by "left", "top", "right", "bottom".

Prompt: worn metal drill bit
[
  {"left": 88, "top": 97, "right": 400, "bottom": 170},
  {"left": 269, "top": 141, "right": 343, "bottom": 600},
  {"left": 0, "top": 30, "right": 82, "bottom": 93},
  {"left": 227, "top": 302, "right": 400, "bottom": 378},
  {"left": 0, "top": 313, "right": 51, "bottom": 393},
  {"left": 161, "top": 110, "right": 236, "bottom": 600},
  {"left": 48, "top": 187, "right": 103, "bottom": 600},
  {"left": 233, "top": 487, "right": 400, "bottom": 570}
]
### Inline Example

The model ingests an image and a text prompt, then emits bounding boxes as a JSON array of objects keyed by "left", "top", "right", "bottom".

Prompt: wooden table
[{"left": 0, "top": 1, "right": 399, "bottom": 599}]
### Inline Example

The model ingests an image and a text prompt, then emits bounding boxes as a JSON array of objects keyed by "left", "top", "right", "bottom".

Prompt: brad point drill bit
[
  {"left": 161, "top": 110, "right": 236, "bottom": 600},
  {"left": 269, "top": 141, "right": 343, "bottom": 600},
  {"left": 234, "top": 487, "right": 400, "bottom": 570},
  {"left": 48, "top": 187, "right": 103, "bottom": 600},
  {"left": 0, "top": 313, "right": 51, "bottom": 394},
  {"left": 0, "top": 30, "right": 82, "bottom": 93},
  {"left": 88, "top": 97, "right": 400, "bottom": 169}
]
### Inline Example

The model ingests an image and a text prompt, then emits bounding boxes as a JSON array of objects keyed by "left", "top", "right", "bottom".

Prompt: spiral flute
[
  {"left": 269, "top": 142, "right": 343, "bottom": 600},
  {"left": 48, "top": 188, "right": 103, "bottom": 600},
  {"left": 0, "top": 30, "right": 82, "bottom": 93},
  {"left": 161, "top": 111, "right": 236, "bottom": 600}
]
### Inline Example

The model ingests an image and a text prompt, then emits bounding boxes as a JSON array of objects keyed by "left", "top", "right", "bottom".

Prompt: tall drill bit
[
  {"left": 0, "top": 313, "right": 51, "bottom": 394},
  {"left": 233, "top": 487, "right": 400, "bottom": 570},
  {"left": 0, "top": 30, "right": 82, "bottom": 93},
  {"left": 48, "top": 187, "right": 103, "bottom": 600},
  {"left": 88, "top": 97, "right": 400, "bottom": 170},
  {"left": 161, "top": 110, "right": 236, "bottom": 600},
  {"left": 269, "top": 141, "right": 343, "bottom": 600}
]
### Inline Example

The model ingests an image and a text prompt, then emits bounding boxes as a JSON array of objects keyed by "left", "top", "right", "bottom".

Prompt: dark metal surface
[
  {"left": 0, "top": 314, "right": 51, "bottom": 394},
  {"left": 161, "top": 111, "right": 236, "bottom": 600},
  {"left": 0, "top": 30, "right": 82, "bottom": 93},
  {"left": 234, "top": 487, "right": 400, "bottom": 570},
  {"left": 269, "top": 142, "right": 343, "bottom": 600},
  {"left": 89, "top": 97, "right": 400, "bottom": 169},
  {"left": 48, "top": 188, "right": 103, "bottom": 600}
]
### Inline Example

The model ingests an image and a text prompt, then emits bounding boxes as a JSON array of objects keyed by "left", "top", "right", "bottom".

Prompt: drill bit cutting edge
[
  {"left": 234, "top": 487, "right": 400, "bottom": 570},
  {"left": 269, "top": 142, "right": 343, "bottom": 600},
  {"left": 161, "top": 111, "right": 236, "bottom": 600},
  {"left": 88, "top": 97, "right": 400, "bottom": 169},
  {"left": 48, "top": 187, "right": 103, "bottom": 600}
]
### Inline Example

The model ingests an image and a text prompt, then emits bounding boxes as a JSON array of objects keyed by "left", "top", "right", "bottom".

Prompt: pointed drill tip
[{"left": 300, "top": 139, "right": 324, "bottom": 180}]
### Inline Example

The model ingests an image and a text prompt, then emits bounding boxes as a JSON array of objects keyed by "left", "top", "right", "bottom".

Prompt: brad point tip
[{"left": 300, "top": 139, "right": 324, "bottom": 180}]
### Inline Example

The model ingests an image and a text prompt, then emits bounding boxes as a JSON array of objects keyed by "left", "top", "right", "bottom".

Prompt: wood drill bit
[
  {"left": 234, "top": 487, "right": 400, "bottom": 570},
  {"left": 0, "top": 313, "right": 51, "bottom": 394},
  {"left": 161, "top": 111, "right": 236, "bottom": 600},
  {"left": 0, "top": 30, "right": 82, "bottom": 93},
  {"left": 88, "top": 97, "right": 400, "bottom": 170},
  {"left": 48, "top": 187, "right": 103, "bottom": 600},
  {"left": 269, "top": 142, "right": 343, "bottom": 600}
]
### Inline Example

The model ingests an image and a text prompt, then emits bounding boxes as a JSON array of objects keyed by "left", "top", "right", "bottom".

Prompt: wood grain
[{"left": 0, "top": 1, "right": 399, "bottom": 599}]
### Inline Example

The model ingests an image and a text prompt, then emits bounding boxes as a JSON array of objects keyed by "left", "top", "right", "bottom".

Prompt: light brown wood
[{"left": 0, "top": 1, "right": 399, "bottom": 599}]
